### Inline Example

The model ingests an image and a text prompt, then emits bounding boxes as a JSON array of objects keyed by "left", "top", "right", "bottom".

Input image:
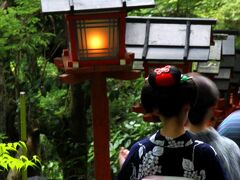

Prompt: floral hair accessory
[{"left": 148, "top": 65, "right": 181, "bottom": 87}]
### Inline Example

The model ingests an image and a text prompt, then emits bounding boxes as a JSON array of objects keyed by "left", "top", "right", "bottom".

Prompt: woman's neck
[{"left": 160, "top": 118, "right": 185, "bottom": 138}]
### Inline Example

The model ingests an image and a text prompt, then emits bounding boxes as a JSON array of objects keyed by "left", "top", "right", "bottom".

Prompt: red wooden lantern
[
  {"left": 40, "top": 0, "right": 156, "bottom": 72},
  {"left": 65, "top": 10, "right": 129, "bottom": 69},
  {"left": 40, "top": 1, "right": 155, "bottom": 180}
]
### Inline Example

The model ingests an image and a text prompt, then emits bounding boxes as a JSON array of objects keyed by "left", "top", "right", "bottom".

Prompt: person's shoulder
[
  {"left": 129, "top": 132, "right": 156, "bottom": 151},
  {"left": 218, "top": 110, "right": 240, "bottom": 129},
  {"left": 221, "top": 135, "right": 240, "bottom": 150},
  {"left": 208, "top": 127, "right": 240, "bottom": 149},
  {"left": 227, "top": 110, "right": 240, "bottom": 119},
  {"left": 130, "top": 130, "right": 161, "bottom": 152},
  {"left": 193, "top": 140, "right": 217, "bottom": 156},
  {"left": 130, "top": 137, "right": 148, "bottom": 149}
]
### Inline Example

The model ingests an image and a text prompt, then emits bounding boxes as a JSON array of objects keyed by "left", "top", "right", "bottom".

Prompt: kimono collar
[{"left": 149, "top": 130, "right": 193, "bottom": 148}]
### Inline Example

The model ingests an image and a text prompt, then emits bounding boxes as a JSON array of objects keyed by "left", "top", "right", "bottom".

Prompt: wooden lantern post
[
  {"left": 91, "top": 73, "right": 110, "bottom": 178},
  {"left": 58, "top": 8, "right": 137, "bottom": 179},
  {"left": 57, "top": 53, "right": 139, "bottom": 180},
  {"left": 39, "top": 0, "right": 157, "bottom": 179}
]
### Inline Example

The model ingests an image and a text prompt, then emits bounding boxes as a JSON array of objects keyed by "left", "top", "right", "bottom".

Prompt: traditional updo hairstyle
[
  {"left": 141, "top": 65, "right": 197, "bottom": 118},
  {"left": 187, "top": 72, "right": 219, "bottom": 125}
]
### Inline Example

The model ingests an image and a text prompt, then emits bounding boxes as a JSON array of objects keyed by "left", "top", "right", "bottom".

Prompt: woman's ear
[{"left": 178, "top": 104, "right": 191, "bottom": 122}]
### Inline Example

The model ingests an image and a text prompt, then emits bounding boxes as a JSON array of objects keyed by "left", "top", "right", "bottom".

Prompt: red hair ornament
[{"left": 149, "top": 66, "right": 178, "bottom": 87}]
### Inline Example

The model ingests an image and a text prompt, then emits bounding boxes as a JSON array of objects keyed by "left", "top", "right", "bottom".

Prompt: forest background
[{"left": 0, "top": 0, "right": 239, "bottom": 179}]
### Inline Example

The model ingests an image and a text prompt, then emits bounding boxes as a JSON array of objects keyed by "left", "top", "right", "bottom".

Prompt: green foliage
[
  {"left": 0, "top": 0, "right": 52, "bottom": 58},
  {"left": 193, "top": 0, "right": 224, "bottom": 18},
  {"left": 0, "top": 0, "right": 64, "bottom": 178},
  {"left": 37, "top": 86, "right": 68, "bottom": 141},
  {"left": 40, "top": 134, "right": 63, "bottom": 179},
  {"left": 0, "top": 141, "right": 40, "bottom": 173},
  {"left": 0, "top": 134, "right": 7, "bottom": 143},
  {"left": 129, "top": 0, "right": 210, "bottom": 17},
  {"left": 42, "top": 161, "right": 63, "bottom": 180},
  {"left": 214, "top": 0, "right": 240, "bottom": 30}
]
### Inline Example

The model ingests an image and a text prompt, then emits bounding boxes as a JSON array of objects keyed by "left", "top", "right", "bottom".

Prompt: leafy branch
[{"left": 0, "top": 141, "right": 41, "bottom": 173}]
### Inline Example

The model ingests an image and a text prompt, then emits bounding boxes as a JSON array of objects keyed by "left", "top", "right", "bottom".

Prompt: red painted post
[{"left": 91, "top": 73, "right": 111, "bottom": 180}]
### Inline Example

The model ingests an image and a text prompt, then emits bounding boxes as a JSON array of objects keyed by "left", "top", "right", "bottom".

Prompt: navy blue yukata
[{"left": 117, "top": 130, "right": 229, "bottom": 180}]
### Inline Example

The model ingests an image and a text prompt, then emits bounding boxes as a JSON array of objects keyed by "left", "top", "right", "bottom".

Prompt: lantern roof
[
  {"left": 196, "top": 61, "right": 221, "bottom": 74},
  {"left": 215, "top": 80, "right": 230, "bottom": 91},
  {"left": 40, "top": 0, "right": 155, "bottom": 13},
  {"left": 212, "top": 30, "right": 240, "bottom": 90},
  {"left": 215, "top": 32, "right": 236, "bottom": 71},
  {"left": 209, "top": 40, "right": 222, "bottom": 61},
  {"left": 196, "top": 37, "right": 222, "bottom": 74},
  {"left": 222, "top": 35, "right": 235, "bottom": 55},
  {"left": 214, "top": 30, "right": 239, "bottom": 56},
  {"left": 214, "top": 30, "right": 240, "bottom": 35},
  {"left": 231, "top": 50, "right": 240, "bottom": 85},
  {"left": 196, "top": 31, "right": 237, "bottom": 74},
  {"left": 214, "top": 68, "right": 232, "bottom": 91},
  {"left": 125, "top": 16, "right": 216, "bottom": 63},
  {"left": 214, "top": 68, "right": 231, "bottom": 80},
  {"left": 231, "top": 72, "right": 240, "bottom": 85},
  {"left": 220, "top": 56, "right": 235, "bottom": 68}
]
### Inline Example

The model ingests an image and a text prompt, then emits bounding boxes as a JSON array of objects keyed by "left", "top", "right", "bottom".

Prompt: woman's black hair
[
  {"left": 141, "top": 65, "right": 197, "bottom": 118},
  {"left": 188, "top": 72, "right": 219, "bottom": 125}
]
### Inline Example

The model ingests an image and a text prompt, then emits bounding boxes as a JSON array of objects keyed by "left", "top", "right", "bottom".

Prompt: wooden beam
[
  {"left": 59, "top": 69, "right": 140, "bottom": 84},
  {"left": 65, "top": 64, "right": 132, "bottom": 74}
]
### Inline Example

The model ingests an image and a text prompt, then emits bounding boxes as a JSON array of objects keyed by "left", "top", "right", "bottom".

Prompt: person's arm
[
  {"left": 118, "top": 147, "right": 129, "bottom": 168},
  {"left": 117, "top": 143, "right": 139, "bottom": 180}
]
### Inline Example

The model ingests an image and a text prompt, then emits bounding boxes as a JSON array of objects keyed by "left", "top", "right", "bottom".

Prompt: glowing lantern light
[{"left": 88, "top": 34, "right": 105, "bottom": 49}]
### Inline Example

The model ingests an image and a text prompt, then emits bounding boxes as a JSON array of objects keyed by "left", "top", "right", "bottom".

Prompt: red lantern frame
[{"left": 65, "top": 10, "right": 128, "bottom": 67}]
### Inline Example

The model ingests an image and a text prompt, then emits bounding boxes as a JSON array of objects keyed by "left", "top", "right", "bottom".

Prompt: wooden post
[
  {"left": 20, "top": 92, "right": 27, "bottom": 180},
  {"left": 91, "top": 73, "right": 111, "bottom": 180}
]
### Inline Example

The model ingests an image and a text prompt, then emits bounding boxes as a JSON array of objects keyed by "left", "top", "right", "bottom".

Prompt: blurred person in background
[{"left": 186, "top": 73, "right": 240, "bottom": 180}]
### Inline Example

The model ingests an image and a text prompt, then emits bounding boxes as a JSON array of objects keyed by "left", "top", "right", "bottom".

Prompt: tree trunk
[
  {"left": 67, "top": 83, "right": 89, "bottom": 180},
  {"left": 2, "top": 59, "right": 20, "bottom": 179},
  {"left": 0, "top": 61, "right": 6, "bottom": 134},
  {"left": 4, "top": 61, "right": 18, "bottom": 142},
  {"left": 55, "top": 83, "right": 90, "bottom": 180}
]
